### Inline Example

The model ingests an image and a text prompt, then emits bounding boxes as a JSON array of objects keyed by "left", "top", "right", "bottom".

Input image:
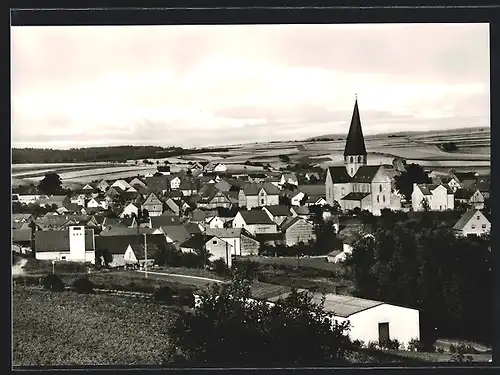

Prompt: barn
[{"left": 310, "top": 293, "right": 420, "bottom": 347}]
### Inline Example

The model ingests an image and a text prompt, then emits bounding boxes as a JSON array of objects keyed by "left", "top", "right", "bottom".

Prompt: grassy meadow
[{"left": 11, "top": 127, "right": 490, "bottom": 186}]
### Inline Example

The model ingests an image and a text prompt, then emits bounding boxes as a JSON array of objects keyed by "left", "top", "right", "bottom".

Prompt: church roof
[
  {"left": 351, "top": 166, "right": 382, "bottom": 183},
  {"left": 344, "top": 99, "right": 367, "bottom": 156},
  {"left": 327, "top": 167, "right": 352, "bottom": 183},
  {"left": 341, "top": 192, "right": 371, "bottom": 201}
]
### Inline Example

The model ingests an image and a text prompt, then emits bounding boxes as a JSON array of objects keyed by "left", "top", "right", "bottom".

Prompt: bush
[
  {"left": 407, "top": 338, "right": 427, "bottom": 352},
  {"left": 380, "top": 339, "right": 401, "bottom": 350},
  {"left": 42, "top": 273, "right": 65, "bottom": 292},
  {"left": 367, "top": 341, "right": 378, "bottom": 349},
  {"left": 437, "top": 347, "right": 445, "bottom": 353},
  {"left": 352, "top": 339, "right": 364, "bottom": 348},
  {"left": 175, "top": 290, "right": 195, "bottom": 308},
  {"left": 72, "top": 277, "right": 95, "bottom": 294},
  {"left": 154, "top": 286, "right": 174, "bottom": 304},
  {"left": 212, "top": 258, "right": 231, "bottom": 277}
]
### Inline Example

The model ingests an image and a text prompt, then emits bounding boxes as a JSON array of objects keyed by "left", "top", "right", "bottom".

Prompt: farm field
[
  {"left": 12, "top": 286, "right": 179, "bottom": 367},
  {"left": 240, "top": 256, "right": 341, "bottom": 273}
]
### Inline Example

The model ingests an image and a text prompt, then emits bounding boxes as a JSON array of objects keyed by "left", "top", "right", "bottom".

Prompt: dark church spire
[{"left": 343, "top": 96, "right": 367, "bottom": 156}]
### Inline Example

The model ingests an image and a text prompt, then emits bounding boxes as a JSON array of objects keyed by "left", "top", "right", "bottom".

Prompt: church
[{"left": 325, "top": 98, "right": 401, "bottom": 216}]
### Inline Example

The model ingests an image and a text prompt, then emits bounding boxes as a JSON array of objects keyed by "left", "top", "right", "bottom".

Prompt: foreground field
[{"left": 13, "top": 286, "right": 179, "bottom": 367}]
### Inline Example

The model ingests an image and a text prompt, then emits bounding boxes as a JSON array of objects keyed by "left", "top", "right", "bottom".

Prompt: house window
[
  {"left": 377, "top": 195, "right": 379, "bottom": 203},
  {"left": 350, "top": 168, "right": 353, "bottom": 175},
  {"left": 379, "top": 185, "right": 383, "bottom": 193},
  {"left": 482, "top": 224, "right": 487, "bottom": 229},
  {"left": 358, "top": 156, "right": 362, "bottom": 163},
  {"left": 261, "top": 199, "right": 264, "bottom": 204},
  {"left": 61, "top": 256, "right": 66, "bottom": 260},
  {"left": 383, "top": 195, "right": 386, "bottom": 203},
  {"left": 477, "top": 216, "right": 480, "bottom": 220},
  {"left": 350, "top": 156, "right": 353, "bottom": 163},
  {"left": 261, "top": 192, "right": 265, "bottom": 196},
  {"left": 212, "top": 240, "right": 217, "bottom": 244},
  {"left": 471, "top": 224, "right": 476, "bottom": 229}
]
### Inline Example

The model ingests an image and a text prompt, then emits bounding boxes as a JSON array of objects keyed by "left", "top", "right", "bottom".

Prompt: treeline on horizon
[{"left": 12, "top": 146, "right": 230, "bottom": 164}]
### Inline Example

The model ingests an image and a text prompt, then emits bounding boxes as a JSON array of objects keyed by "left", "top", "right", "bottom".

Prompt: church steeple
[{"left": 344, "top": 96, "right": 367, "bottom": 177}]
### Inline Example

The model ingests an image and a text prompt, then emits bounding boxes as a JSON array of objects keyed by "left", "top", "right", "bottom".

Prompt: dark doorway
[{"left": 378, "top": 322, "right": 390, "bottom": 344}]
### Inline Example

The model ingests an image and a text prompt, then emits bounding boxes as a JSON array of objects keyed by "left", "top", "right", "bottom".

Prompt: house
[
  {"left": 12, "top": 213, "right": 34, "bottom": 226},
  {"left": 262, "top": 205, "right": 293, "bottom": 226},
  {"left": 412, "top": 183, "right": 454, "bottom": 211},
  {"left": 105, "top": 186, "right": 124, "bottom": 199},
  {"left": 208, "top": 215, "right": 234, "bottom": 229},
  {"left": 265, "top": 175, "right": 281, "bottom": 188},
  {"left": 280, "top": 216, "right": 316, "bottom": 247},
  {"left": 111, "top": 179, "right": 132, "bottom": 191},
  {"left": 474, "top": 176, "right": 490, "bottom": 199},
  {"left": 35, "top": 226, "right": 95, "bottom": 262},
  {"left": 86, "top": 198, "right": 100, "bottom": 208},
  {"left": 96, "top": 180, "right": 109, "bottom": 192},
  {"left": 452, "top": 171, "right": 479, "bottom": 185},
  {"left": 179, "top": 180, "right": 198, "bottom": 196},
  {"left": 35, "top": 195, "right": 68, "bottom": 208},
  {"left": 184, "top": 222, "right": 202, "bottom": 235},
  {"left": 232, "top": 210, "right": 278, "bottom": 235},
  {"left": 307, "top": 294, "right": 420, "bottom": 348},
  {"left": 150, "top": 215, "right": 182, "bottom": 229},
  {"left": 120, "top": 203, "right": 140, "bottom": 218},
  {"left": 142, "top": 193, "right": 164, "bottom": 217},
  {"left": 214, "top": 179, "right": 232, "bottom": 192},
  {"left": 180, "top": 233, "right": 233, "bottom": 267},
  {"left": 129, "top": 177, "right": 147, "bottom": 188},
  {"left": 437, "top": 176, "right": 461, "bottom": 193},
  {"left": 102, "top": 217, "right": 138, "bottom": 231},
  {"left": 327, "top": 233, "right": 375, "bottom": 264},
  {"left": 214, "top": 163, "right": 228, "bottom": 173},
  {"left": 100, "top": 226, "right": 161, "bottom": 236},
  {"left": 94, "top": 234, "right": 171, "bottom": 268},
  {"left": 279, "top": 173, "right": 299, "bottom": 186},
  {"left": 144, "top": 176, "right": 171, "bottom": 193},
  {"left": 294, "top": 184, "right": 327, "bottom": 207},
  {"left": 205, "top": 228, "right": 260, "bottom": 256},
  {"left": 164, "top": 197, "right": 181, "bottom": 216},
  {"left": 290, "top": 205, "right": 312, "bottom": 220},
  {"left": 247, "top": 173, "right": 268, "bottom": 184},
  {"left": 16, "top": 194, "right": 49, "bottom": 205},
  {"left": 305, "top": 172, "right": 321, "bottom": 182},
  {"left": 169, "top": 176, "right": 182, "bottom": 190},
  {"left": 238, "top": 183, "right": 280, "bottom": 209},
  {"left": 12, "top": 229, "right": 32, "bottom": 253},
  {"left": 197, "top": 189, "right": 233, "bottom": 210},
  {"left": 454, "top": 189, "right": 485, "bottom": 209},
  {"left": 453, "top": 209, "right": 491, "bottom": 237},
  {"left": 189, "top": 209, "right": 219, "bottom": 226}
]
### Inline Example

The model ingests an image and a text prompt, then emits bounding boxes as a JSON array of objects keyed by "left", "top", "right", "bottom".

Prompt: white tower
[{"left": 69, "top": 226, "right": 86, "bottom": 262}]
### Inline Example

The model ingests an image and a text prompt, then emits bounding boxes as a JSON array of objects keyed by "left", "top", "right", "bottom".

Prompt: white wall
[
  {"left": 69, "top": 226, "right": 86, "bottom": 261},
  {"left": 291, "top": 192, "right": 305, "bottom": 206},
  {"left": 346, "top": 304, "right": 420, "bottom": 347}
]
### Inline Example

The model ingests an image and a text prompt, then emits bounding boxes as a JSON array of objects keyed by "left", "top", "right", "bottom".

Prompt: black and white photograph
[{"left": 11, "top": 19, "right": 492, "bottom": 368}]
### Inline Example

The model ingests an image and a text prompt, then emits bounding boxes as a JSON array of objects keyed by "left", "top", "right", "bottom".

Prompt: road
[{"left": 135, "top": 270, "right": 227, "bottom": 288}]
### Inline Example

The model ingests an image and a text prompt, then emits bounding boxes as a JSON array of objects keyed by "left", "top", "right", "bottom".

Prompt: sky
[{"left": 11, "top": 23, "right": 490, "bottom": 149}]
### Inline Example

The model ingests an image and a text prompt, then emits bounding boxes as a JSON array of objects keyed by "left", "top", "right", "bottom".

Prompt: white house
[
  {"left": 180, "top": 233, "right": 233, "bottom": 267},
  {"left": 291, "top": 191, "right": 306, "bottom": 206},
  {"left": 412, "top": 183, "right": 454, "bottom": 211},
  {"left": 233, "top": 210, "right": 278, "bottom": 235},
  {"left": 309, "top": 294, "right": 420, "bottom": 348},
  {"left": 238, "top": 183, "right": 281, "bottom": 209},
  {"left": 328, "top": 233, "right": 374, "bottom": 264},
  {"left": 453, "top": 209, "right": 491, "bottom": 237},
  {"left": 208, "top": 216, "right": 233, "bottom": 229},
  {"left": 86, "top": 198, "right": 100, "bottom": 208},
  {"left": 205, "top": 228, "right": 260, "bottom": 256},
  {"left": 120, "top": 203, "right": 140, "bottom": 218},
  {"left": 17, "top": 194, "right": 49, "bottom": 205},
  {"left": 279, "top": 173, "right": 299, "bottom": 186},
  {"left": 35, "top": 226, "right": 95, "bottom": 263},
  {"left": 96, "top": 180, "right": 109, "bottom": 192},
  {"left": 214, "top": 163, "right": 228, "bottom": 173},
  {"left": 169, "top": 176, "right": 182, "bottom": 190},
  {"left": 262, "top": 205, "right": 292, "bottom": 226}
]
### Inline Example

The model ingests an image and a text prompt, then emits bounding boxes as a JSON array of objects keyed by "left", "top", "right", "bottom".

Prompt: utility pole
[{"left": 144, "top": 233, "right": 148, "bottom": 278}]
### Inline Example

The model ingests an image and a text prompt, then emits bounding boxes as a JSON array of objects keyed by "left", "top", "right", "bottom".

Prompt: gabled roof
[
  {"left": 143, "top": 192, "right": 162, "bottom": 206},
  {"left": 291, "top": 205, "right": 311, "bottom": 215},
  {"left": 263, "top": 205, "right": 293, "bottom": 217},
  {"left": 95, "top": 233, "right": 170, "bottom": 255},
  {"left": 453, "top": 209, "right": 488, "bottom": 231},
  {"left": 205, "top": 227, "right": 256, "bottom": 240},
  {"left": 280, "top": 216, "right": 312, "bottom": 232},
  {"left": 453, "top": 171, "right": 477, "bottom": 182},
  {"left": 12, "top": 213, "right": 33, "bottom": 222},
  {"left": 150, "top": 215, "right": 182, "bottom": 228},
  {"left": 344, "top": 99, "right": 367, "bottom": 156},
  {"left": 327, "top": 167, "right": 351, "bottom": 183},
  {"left": 161, "top": 225, "right": 192, "bottom": 245},
  {"left": 254, "top": 232, "right": 285, "bottom": 242},
  {"left": 238, "top": 210, "right": 276, "bottom": 225},
  {"left": 297, "top": 184, "right": 326, "bottom": 197},
  {"left": 100, "top": 227, "right": 155, "bottom": 236},
  {"left": 454, "top": 189, "right": 476, "bottom": 200},
  {"left": 190, "top": 209, "right": 218, "bottom": 222},
  {"left": 310, "top": 293, "right": 384, "bottom": 318},
  {"left": 180, "top": 233, "right": 216, "bottom": 249},
  {"left": 417, "top": 183, "right": 454, "bottom": 195},
  {"left": 341, "top": 192, "right": 371, "bottom": 201},
  {"left": 35, "top": 228, "right": 95, "bottom": 252},
  {"left": 184, "top": 222, "right": 202, "bottom": 235},
  {"left": 242, "top": 183, "right": 280, "bottom": 196},
  {"left": 281, "top": 173, "right": 298, "bottom": 181},
  {"left": 350, "top": 166, "right": 382, "bottom": 183}
]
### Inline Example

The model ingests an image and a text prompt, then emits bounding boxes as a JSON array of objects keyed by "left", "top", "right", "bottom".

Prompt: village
[{"left": 11, "top": 100, "right": 492, "bottom": 361}]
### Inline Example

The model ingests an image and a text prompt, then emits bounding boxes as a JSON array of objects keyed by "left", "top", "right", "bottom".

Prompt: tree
[
  {"left": 38, "top": 173, "right": 62, "bottom": 196},
  {"left": 279, "top": 195, "right": 291, "bottom": 206},
  {"left": 166, "top": 277, "right": 352, "bottom": 367},
  {"left": 394, "top": 163, "right": 432, "bottom": 201},
  {"left": 95, "top": 248, "right": 113, "bottom": 267},
  {"left": 279, "top": 155, "right": 291, "bottom": 163},
  {"left": 421, "top": 197, "right": 431, "bottom": 211}
]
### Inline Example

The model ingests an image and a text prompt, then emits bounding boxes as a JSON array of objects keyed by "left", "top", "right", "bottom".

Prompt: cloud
[{"left": 10, "top": 23, "right": 490, "bottom": 149}]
